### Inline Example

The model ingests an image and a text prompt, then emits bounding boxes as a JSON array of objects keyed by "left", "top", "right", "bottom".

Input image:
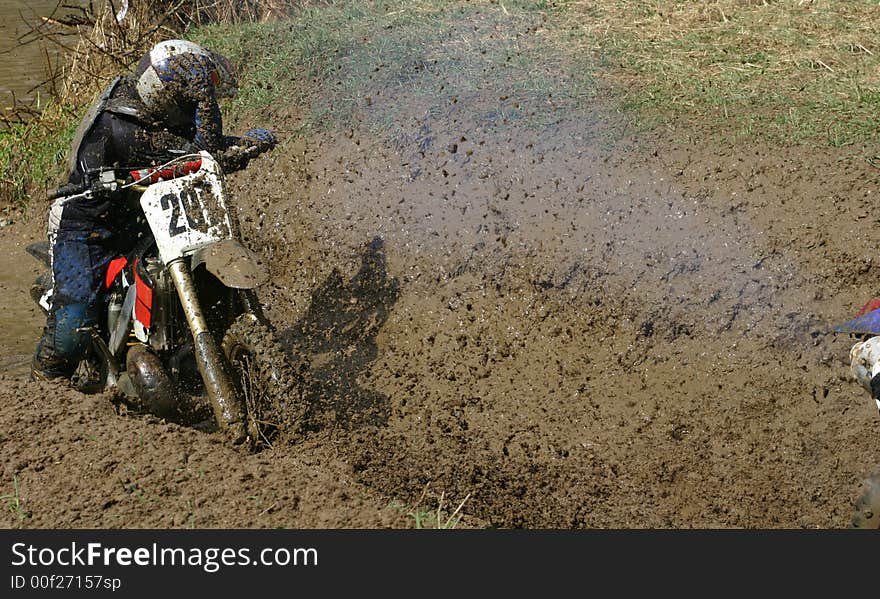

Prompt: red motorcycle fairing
[
  {"left": 104, "top": 256, "right": 128, "bottom": 289},
  {"left": 133, "top": 257, "right": 154, "bottom": 330},
  {"left": 105, "top": 255, "right": 155, "bottom": 332}
]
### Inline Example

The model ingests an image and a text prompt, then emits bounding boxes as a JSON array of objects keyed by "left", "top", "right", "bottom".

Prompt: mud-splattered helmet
[
  {"left": 208, "top": 50, "right": 238, "bottom": 99},
  {"left": 136, "top": 39, "right": 238, "bottom": 109}
]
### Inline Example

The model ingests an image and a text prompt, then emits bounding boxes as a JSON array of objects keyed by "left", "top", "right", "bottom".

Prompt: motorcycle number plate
[{"left": 140, "top": 152, "right": 234, "bottom": 263}]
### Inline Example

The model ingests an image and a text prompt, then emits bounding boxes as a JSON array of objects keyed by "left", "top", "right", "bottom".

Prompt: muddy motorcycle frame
[{"left": 32, "top": 146, "right": 287, "bottom": 445}]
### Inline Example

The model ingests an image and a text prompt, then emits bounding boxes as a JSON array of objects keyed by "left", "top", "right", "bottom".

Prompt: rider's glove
[{"left": 240, "top": 127, "right": 277, "bottom": 150}]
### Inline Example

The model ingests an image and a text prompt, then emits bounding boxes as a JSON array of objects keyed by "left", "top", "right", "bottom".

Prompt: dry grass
[
  {"left": 171, "top": 0, "right": 294, "bottom": 27},
  {"left": 54, "top": 2, "right": 176, "bottom": 103},
  {"left": 9, "top": 0, "right": 299, "bottom": 113},
  {"left": 555, "top": 0, "right": 880, "bottom": 144},
  {"left": 51, "top": 0, "right": 298, "bottom": 105}
]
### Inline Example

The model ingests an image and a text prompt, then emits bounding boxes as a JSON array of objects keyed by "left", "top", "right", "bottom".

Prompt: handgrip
[{"left": 48, "top": 182, "right": 87, "bottom": 200}]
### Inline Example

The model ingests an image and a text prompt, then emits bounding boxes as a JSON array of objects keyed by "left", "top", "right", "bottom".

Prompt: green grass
[
  {"left": 389, "top": 491, "right": 470, "bottom": 529},
  {"left": 6, "top": 0, "right": 880, "bottom": 210},
  {"left": 0, "top": 102, "right": 80, "bottom": 211},
  {"left": 1, "top": 476, "right": 31, "bottom": 522},
  {"left": 185, "top": 499, "right": 197, "bottom": 529}
]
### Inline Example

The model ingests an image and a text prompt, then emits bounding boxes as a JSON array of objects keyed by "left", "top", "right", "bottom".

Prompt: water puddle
[{"left": 0, "top": 0, "right": 87, "bottom": 107}]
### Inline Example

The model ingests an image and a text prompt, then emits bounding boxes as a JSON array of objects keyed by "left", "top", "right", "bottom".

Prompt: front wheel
[
  {"left": 851, "top": 472, "right": 880, "bottom": 529},
  {"left": 221, "top": 314, "right": 307, "bottom": 446}
]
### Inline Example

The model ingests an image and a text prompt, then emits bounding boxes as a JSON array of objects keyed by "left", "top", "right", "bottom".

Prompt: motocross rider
[
  {"left": 31, "top": 39, "right": 277, "bottom": 384},
  {"left": 844, "top": 298, "right": 880, "bottom": 413}
]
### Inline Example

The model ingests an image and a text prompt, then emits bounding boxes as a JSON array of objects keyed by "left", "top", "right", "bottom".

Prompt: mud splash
[
  {"left": 2, "top": 7, "right": 880, "bottom": 529},
  {"left": 224, "top": 87, "right": 873, "bottom": 526}
]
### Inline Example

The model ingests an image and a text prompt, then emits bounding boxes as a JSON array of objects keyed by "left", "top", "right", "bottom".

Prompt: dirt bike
[
  {"left": 27, "top": 144, "right": 303, "bottom": 447},
  {"left": 833, "top": 301, "right": 880, "bottom": 527}
]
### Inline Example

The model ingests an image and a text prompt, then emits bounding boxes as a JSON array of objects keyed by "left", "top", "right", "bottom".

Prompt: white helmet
[{"left": 136, "top": 39, "right": 238, "bottom": 110}]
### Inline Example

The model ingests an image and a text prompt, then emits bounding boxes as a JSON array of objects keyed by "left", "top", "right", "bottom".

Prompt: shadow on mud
[{"left": 278, "top": 236, "right": 400, "bottom": 430}]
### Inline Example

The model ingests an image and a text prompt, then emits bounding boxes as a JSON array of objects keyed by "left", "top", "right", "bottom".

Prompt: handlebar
[
  {"left": 48, "top": 182, "right": 88, "bottom": 200},
  {"left": 47, "top": 142, "right": 270, "bottom": 201}
]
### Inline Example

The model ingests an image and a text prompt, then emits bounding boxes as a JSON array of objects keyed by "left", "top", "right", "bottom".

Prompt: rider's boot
[
  {"left": 31, "top": 303, "right": 94, "bottom": 384},
  {"left": 31, "top": 330, "right": 75, "bottom": 382},
  {"left": 29, "top": 354, "right": 73, "bottom": 382},
  {"left": 29, "top": 273, "right": 52, "bottom": 313}
]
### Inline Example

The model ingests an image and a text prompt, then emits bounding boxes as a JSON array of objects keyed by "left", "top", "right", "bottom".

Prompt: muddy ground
[{"left": 4, "top": 18, "right": 880, "bottom": 530}]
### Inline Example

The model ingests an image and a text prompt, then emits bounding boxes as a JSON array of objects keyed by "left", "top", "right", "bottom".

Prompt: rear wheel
[{"left": 221, "top": 314, "right": 306, "bottom": 447}]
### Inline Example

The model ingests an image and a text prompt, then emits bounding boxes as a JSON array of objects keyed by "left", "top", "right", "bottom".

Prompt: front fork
[{"left": 167, "top": 258, "right": 247, "bottom": 442}]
